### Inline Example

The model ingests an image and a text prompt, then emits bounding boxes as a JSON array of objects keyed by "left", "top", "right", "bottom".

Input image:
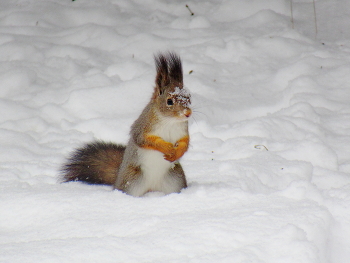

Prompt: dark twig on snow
[
  {"left": 254, "top": 145, "right": 269, "bottom": 151},
  {"left": 186, "top": 5, "right": 194, "bottom": 16}
]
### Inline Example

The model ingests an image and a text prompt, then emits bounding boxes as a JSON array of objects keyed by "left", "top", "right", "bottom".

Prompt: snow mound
[{"left": 1, "top": 1, "right": 350, "bottom": 262}]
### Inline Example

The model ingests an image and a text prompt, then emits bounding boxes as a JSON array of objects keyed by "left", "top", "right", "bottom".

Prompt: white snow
[{"left": 1, "top": 0, "right": 350, "bottom": 262}]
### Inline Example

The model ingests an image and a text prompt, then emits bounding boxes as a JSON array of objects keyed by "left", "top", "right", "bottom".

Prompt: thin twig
[
  {"left": 254, "top": 145, "right": 269, "bottom": 151},
  {"left": 186, "top": 5, "right": 194, "bottom": 16}
]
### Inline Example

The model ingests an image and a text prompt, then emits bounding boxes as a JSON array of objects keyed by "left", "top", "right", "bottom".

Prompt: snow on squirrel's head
[
  {"left": 153, "top": 52, "right": 191, "bottom": 120},
  {"left": 169, "top": 86, "right": 191, "bottom": 107}
]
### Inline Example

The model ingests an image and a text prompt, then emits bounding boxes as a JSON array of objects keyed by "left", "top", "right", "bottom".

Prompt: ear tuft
[{"left": 154, "top": 52, "right": 183, "bottom": 93}]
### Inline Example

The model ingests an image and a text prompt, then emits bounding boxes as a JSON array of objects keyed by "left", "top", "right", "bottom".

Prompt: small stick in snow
[
  {"left": 186, "top": 5, "right": 194, "bottom": 16},
  {"left": 254, "top": 145, "right": 269, "bottom": 151}
]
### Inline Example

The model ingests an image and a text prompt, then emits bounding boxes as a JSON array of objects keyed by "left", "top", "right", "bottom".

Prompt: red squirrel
[{"left": 62, "top": 52, "right": 191, "bottom": 197}]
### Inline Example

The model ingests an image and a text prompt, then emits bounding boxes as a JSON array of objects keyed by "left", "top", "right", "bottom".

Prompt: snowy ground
[{"left": 1, "top": 0, "right": 350, "bottom": 262}]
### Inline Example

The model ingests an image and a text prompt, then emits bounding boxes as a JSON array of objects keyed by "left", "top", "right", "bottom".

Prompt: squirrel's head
[{"left": 153, "top": 52, "right": 192, "bottom": 121}]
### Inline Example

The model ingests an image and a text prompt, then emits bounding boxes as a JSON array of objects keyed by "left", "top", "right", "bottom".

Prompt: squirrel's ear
[
  {"left": 154, "top": 52, "right": 183, "bottom": 95},
  {"left": 154, "top": 53, "right": 170, "bottom": 95},
  {"left": 167, "top": 52, "right": 183, "bottom": 86}
]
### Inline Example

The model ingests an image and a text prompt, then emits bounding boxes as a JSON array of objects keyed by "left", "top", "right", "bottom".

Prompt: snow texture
[{"left": 1, "top": 0, "right": 350, "bottom": 262}]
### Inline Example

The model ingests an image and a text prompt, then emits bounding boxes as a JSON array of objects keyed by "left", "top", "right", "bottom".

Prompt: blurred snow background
[{"left": 1, "top": 0, "right": 350, "bottom": 262}]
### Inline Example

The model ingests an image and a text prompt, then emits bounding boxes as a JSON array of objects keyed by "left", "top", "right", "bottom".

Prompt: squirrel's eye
[{"left": 167, "top": 99, "right": 174, "bottom": 106}]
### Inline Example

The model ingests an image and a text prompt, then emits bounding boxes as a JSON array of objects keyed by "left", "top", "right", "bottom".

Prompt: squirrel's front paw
[
  {"left": 161, "top": 141, "right": 174, "bottom": 154},
  {"left": 163, "top": 148, "right": 176, "bottom": 162},
  {"left": 164, "top": 154, "right": 177, "bottom": 162}
]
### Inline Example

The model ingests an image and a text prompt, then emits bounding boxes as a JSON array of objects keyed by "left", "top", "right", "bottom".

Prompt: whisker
[
  {"left": 192, "top": 110, "right": 207, "bottom": 117},
  {"left": 191, "top": 115, "right": 199, "bottom": 126}
]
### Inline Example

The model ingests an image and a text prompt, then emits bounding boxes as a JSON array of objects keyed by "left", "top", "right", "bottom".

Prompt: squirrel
[{"left": 61, "top": 52, "right": 192, "bottom": 197}]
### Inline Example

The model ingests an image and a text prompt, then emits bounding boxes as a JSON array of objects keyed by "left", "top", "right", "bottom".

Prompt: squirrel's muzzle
[{"left": 184, "top": 108, "right": 192, "bottom": 118}]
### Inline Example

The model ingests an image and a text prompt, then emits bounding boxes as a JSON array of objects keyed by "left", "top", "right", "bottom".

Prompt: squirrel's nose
[{"left": 184, "top": 108, "right": 192, "bottom": 118}]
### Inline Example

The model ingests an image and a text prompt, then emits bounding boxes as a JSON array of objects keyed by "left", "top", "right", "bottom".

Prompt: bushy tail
[{"left": 61, "top": 141, "right": 126, "bottom": 185}]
